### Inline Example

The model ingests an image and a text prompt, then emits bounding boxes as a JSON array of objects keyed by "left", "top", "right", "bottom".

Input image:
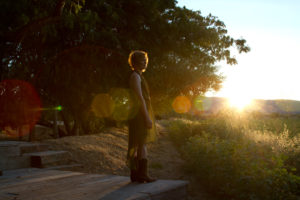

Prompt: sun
[{"left": 227, "top": 96, "right": 253, "bottom": 111}]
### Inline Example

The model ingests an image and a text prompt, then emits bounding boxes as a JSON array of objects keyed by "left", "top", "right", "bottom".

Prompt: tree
[{"left": 0, "top": 0, "right": 249, "bottom": 135}]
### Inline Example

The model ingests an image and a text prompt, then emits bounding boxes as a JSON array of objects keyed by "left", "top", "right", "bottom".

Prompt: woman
[{"left": 127, "top": 50, "right": 157, "bottom": 183}]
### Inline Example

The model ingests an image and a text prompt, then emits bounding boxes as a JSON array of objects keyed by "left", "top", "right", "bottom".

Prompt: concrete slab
[
  {"left": 23, "top": 150, "right": 70, "bottom": 168},
  {"left": 0, "top": 155, "right": 31, "bottom": 171},
  {"left": 0, "top": 143, "right": 21, "bottom": 157},
  {"left": 19, "top": 143, "right": 49, "bottom": 155},
  {"left": 0, "top": 168, "right": 188, "bottom": 200},
  {"left": 0, "top": 141, "right": 28, "bottom": 147},
  {"left": 0, "top": 141, "right": 48, "bottom": 158}
]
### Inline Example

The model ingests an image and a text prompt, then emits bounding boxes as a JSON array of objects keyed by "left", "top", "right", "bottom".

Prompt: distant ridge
[{"left": 201, "top": 97, "right": 300, "bottom": 114}]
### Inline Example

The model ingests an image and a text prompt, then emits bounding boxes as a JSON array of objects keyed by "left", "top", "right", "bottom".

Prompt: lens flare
[
  {"left": 55, "top": 105, "right": 63, "bottom": 111},
  {"left": 0, "top": 79, "right": 42, "bottom": 137},
  {"left": 110, "top": 88, "right": 138, "bottom": 121},
  {"left": 91, "top": 89, "right": 139, "bottom": 121},
  {"left": 91, "top": 93, "right": 115, "bottom": 118},
  {"left": 172, "top": 96, "right": 191, "bottom": 113},
  {"left": 228, "top": 96, "right": 253, "bottom": 111}
]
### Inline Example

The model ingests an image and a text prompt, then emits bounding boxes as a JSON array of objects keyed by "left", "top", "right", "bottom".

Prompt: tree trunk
[
  {"left": 61, "top": 110, "right": 72, "bottom": 135},
  {"left": 71, "top": 119, "right": 79, "bottom": 136},
  {"left": 28, "top": 126, "right": 35, "bottom": 142}
]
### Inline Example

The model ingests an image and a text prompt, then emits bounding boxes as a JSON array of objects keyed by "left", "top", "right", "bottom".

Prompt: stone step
[
  {"left": 23, "top": 151, "right": 71, "bottom": 168},
  {"left": 0, "top": 141, "right": 49, "bottom": 158},
  {"left": 45, "top": 164, "right": 83, "bottom": 171},
  {"left": 19, "top": 143, "right": 49, "bottom": 155},
  {"left": 0, "top": 168, "right": 189, "bottom": 200},
  {"left": 0, "top": 141, "right": 29, "bottom": 146},
  {"left": 0, "top": 142, "right": 32, "bottom": 170},
  {"left": 0, "top": 156, "right": 31, "bottom": 171},
  {"left": 0, "top": 145, "right": 20, "bottom": 157},
  {"left": 0, "top": 141, "right": 28, "bottom": 157}
]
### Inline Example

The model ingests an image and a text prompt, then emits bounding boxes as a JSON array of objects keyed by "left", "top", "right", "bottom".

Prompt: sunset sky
[{"left": 177, "top": 0, "right": 300, "bottom": 101}]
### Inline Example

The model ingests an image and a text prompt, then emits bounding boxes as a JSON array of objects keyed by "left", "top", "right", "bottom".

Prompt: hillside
[{"left": 201, "top": 97, "right": 300, "bottom": 114}]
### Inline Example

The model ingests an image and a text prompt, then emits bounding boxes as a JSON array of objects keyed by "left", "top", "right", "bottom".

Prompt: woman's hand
[{"left": 145, "top": 117, "right": 153, "bottom": 129}]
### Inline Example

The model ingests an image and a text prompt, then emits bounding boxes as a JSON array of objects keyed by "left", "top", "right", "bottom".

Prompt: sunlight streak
[{"left": 227, "top": 96, "right": 253, "bottom": 111}]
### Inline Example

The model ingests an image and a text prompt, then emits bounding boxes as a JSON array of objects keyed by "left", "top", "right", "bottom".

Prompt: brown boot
[
  {"left": 130, "top": 157, "right": 139, "bottom": 182},
  {"left": 137, "top": 159, "right": 156, "bottom": 183}
]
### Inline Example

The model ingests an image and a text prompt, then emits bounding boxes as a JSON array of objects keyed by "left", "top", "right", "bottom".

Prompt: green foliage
[
  {"left": 167, "top": 116, "right": 300, "bottom": 199},
  {"left": 0, "top": 0, "right": 249, "bottom": 135},
  {"left": 164, "top": 115, "right": 239, "bottom": 147}
]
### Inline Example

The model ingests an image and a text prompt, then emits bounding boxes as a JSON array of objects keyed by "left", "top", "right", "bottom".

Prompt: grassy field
[{"left": 162, "top": 112, "right": 300, "bottom": 200}]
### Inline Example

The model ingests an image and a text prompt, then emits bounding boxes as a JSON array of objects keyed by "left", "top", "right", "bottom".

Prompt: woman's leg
[
  {"left": 137, "top": 144, "right": 147, "bottom": 159},
  {"left": 137, "top": 144, "right": 155, "bottom": 183},
  {"left": 129, "top": 145, "right": 139, "bottom": 182}
]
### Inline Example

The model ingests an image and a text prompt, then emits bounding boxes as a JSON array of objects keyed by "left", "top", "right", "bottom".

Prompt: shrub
[
  {"left": 167, "top": 116, "right": 300, "bottom": 199},
  {"left": 183, "top": 134, "right": 300, "bottom": 199}
]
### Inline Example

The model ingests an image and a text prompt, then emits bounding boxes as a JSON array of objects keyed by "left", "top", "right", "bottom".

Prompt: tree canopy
[{"left": 0, "top": 0, "right": 250, "bottom": 135}]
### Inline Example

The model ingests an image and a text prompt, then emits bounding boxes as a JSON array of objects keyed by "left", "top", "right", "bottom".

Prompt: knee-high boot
[
  {"left": 138, "top": 159, "right": 156, "bottom": 183},
  {"left": 130, "top": 157, "right": 139, "bottom": 182}
]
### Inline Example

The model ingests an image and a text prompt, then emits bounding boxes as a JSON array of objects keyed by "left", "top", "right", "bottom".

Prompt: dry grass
[
  {"left": 42, "top": 122, "right": 216, "bottom": 200},
  {"left": 44, "top": 123, "right": 187, "bottom": 178},
  {"left": 45, "top": 127, "right": 129, "bottom": 175}
]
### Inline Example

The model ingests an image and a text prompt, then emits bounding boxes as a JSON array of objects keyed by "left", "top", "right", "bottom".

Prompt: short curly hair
[{"left": 128, "top": 50, "right": 148, "bottom": 70}]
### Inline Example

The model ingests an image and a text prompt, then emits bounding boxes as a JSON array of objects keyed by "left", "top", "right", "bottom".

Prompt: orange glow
[
  {"left": 172, "top": 96, "right": 191, "bottom": 113},
  {"left": 3, "top": 125, "right": 30, "bottom": 137},
  {"left": 227, "top": 96, "right": 253, "bottom": 111},
  {"left": 0, "top": 79, "right": 41, "bottom": 137},
  {"left": 91, "top": 93, "right": 115, "bottom": 118}
]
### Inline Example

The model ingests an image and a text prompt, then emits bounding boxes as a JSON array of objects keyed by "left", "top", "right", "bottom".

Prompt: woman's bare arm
[{"left": 130, "top": 72, "right": 152, "bottom": 129}]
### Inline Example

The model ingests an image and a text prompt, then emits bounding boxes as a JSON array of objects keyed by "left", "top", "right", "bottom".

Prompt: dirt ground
[{"left": 44, "top": 122, "right": 216, "bottom": 200}]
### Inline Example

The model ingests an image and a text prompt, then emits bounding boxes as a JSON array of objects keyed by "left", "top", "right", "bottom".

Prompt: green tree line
[{"left": 0, "top": 0, "right": 249, "bottom": 136}]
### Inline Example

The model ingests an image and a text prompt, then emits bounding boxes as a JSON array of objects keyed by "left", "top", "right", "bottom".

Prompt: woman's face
[{"left": 136, "top": 57, "right": 147, "bottom": 71}]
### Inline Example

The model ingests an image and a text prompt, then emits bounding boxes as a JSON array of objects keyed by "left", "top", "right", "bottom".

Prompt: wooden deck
[{"left": 0, "top": 168, "right": 188, "bottom": 200}]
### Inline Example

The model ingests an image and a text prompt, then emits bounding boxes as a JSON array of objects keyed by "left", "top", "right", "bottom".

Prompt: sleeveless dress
[{"left": 127, "top": 71, "right": 157, "bottom": 170}]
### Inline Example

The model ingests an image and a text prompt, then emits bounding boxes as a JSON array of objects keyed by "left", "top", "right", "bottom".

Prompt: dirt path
[{"left": 44, "top": 122, "right": 216, "bottom": 200}]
